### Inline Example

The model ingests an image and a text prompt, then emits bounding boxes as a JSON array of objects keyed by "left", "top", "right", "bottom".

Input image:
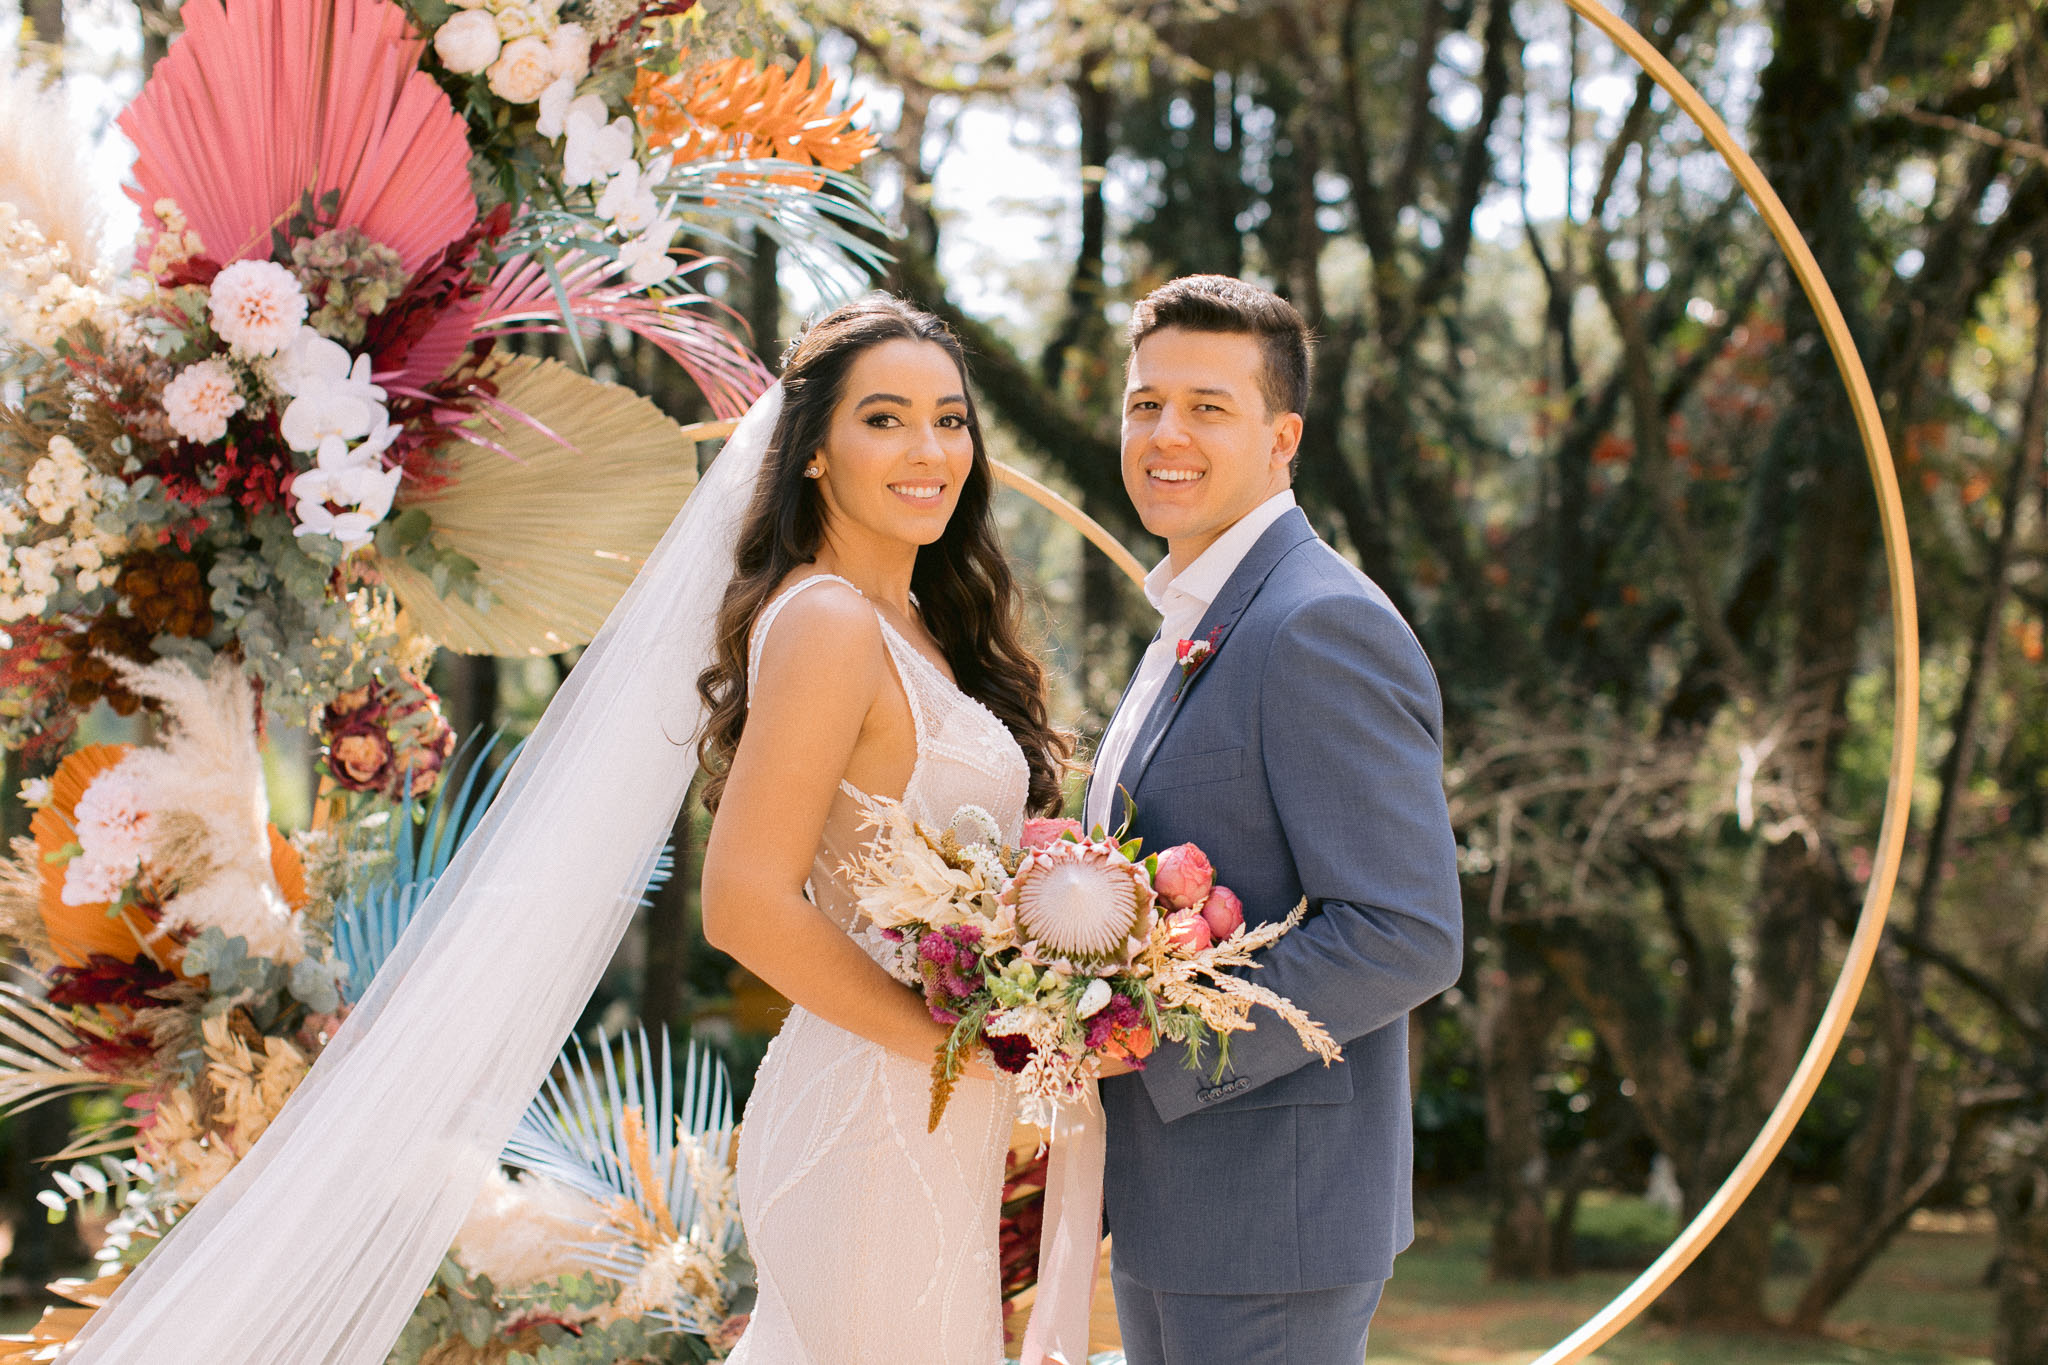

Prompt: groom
[{"left": 1086, "top": 276, "right": 1463, "bottom": 1364}]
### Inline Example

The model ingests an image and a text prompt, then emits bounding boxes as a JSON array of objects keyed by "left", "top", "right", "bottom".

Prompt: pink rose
[
  {"left": 1152, "top": 843, "right": 1215, "bottom": 911},
  {"left": 1165, "top": 908, "right": 1213, "bottom": 954},
  {"left": 1020, "top": 816, "right": 1085, "bottom": 850},
  {"left": 1201, "top": 884, "right": 1245, "bottom": 940}
]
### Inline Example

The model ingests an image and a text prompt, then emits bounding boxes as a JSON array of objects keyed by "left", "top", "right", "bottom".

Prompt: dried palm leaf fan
[
  {"left": 117, "top": 0, "right": 476, "bottom": 275},
  {"left": 370, "top": 356, "right": 700, "bottom": 656}
]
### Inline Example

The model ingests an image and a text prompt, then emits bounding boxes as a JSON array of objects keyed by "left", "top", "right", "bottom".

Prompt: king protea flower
[{"left": 1000, "top": 837, "right": 1156, "bottom": 971}]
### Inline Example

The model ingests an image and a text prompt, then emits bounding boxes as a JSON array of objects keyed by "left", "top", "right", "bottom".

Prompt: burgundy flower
[{"left": 983, "top": 1031, "right": 1034, "bottom": 1074}]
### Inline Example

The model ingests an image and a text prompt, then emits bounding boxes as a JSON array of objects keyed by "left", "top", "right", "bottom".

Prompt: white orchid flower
[
  {"left": 618, "top": 215, "right": 681, "bottom": 288},
  {"left": 595, "top": 163, "right": 662, "bottom": 234},
  {"left": 280, "top": 387, "right": 381, "bottom": 453},
  {"left": 536, "top": 75, "right": 576, "bottom": 139},
  {"left": 291, "top": 501, "right": 381, "bottom": 552},
  {"left": 268, "top": 326, "right": 352, "bottom": 398},
  {"left": 562, "top": 96, "right": 635, "bottom": 186}
]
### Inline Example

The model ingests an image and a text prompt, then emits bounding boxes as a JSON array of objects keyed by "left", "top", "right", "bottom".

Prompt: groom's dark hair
[{"left": 1127, "top": 275, "right": 1313, "bottom": 419}]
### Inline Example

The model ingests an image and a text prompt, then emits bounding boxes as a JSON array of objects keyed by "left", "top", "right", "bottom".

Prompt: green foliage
[{"left": 388, "top": 1260, "right": 713, "bottom": 1365}]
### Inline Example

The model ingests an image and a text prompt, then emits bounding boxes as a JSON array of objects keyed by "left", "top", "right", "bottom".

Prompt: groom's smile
[{"left": 1122, "top": 327, "right": 1303, "bottom": 570}]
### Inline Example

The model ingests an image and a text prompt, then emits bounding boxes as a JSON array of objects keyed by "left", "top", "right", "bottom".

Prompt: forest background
[{"left": 2, "top": 0, "right": 2045, "bottom": 1360}]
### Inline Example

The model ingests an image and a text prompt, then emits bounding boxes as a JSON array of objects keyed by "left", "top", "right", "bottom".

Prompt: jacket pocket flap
[{"left": 1143, "top": 744, "right": 1245, "bottom": 791}]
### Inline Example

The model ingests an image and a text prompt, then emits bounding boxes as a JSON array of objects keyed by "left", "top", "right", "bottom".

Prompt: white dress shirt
[{"left": 1085, "top": 490, "right": 1298, "bottom": 833}]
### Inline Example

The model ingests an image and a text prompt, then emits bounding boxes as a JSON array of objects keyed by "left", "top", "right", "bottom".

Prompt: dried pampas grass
[
  {"left": 101, "top": 656, "right": 305, "bottom": 962},
  {"left": 0, "top": 66, "right": 106, "bottom": 277}
]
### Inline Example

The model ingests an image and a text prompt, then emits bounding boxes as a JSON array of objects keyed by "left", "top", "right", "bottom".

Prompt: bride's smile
[{"left": 810, "top": 337, "right": 975, "bottom": 555}]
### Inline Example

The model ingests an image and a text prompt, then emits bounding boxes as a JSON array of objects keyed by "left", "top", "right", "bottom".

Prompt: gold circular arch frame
[{"left": 685, "top": 0, "right": 1920, "bottom": 1349}]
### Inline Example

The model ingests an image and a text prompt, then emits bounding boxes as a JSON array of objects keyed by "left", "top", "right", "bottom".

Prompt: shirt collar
[{"left": 1143, "top": 489, "right": 1298, "bottom": 621}]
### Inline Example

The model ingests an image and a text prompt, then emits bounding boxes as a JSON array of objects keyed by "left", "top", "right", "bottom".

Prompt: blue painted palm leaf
[
  {"left": 329, "top": 731, "right": 673, "bottom": 1002},
  {"left": 501, "top": 1027, "right": 740, "bottom": 1316}
]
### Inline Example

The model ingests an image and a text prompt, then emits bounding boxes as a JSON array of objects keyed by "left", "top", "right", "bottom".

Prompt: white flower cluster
[
  {"left": 160, "top": 266, "right": 403, "bottom": 553},
  {"left": 0, "top": 203, "right": 122, "bottom": 351},
  {"left": 271, "top": 328, "right": 403, "bottom": 553},
  {"left": 142, "top": 198, "right": 206, "bottom": 280},
  {"left": 61, "top": 764, "right": 154, "bottom": 907},
  {"left": 543, "top": 92, "right": 681, "bottom": 287},
  {"left": 0, "top": 437, "right": 131, "bottom": 621},
  {"left": 432, "top": 0, "right": 591, "bottom": 108}
]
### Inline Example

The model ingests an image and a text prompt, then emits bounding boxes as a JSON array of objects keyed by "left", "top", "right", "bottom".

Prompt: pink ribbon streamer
[{"left": 1019, "top": 1081, "right": 1106, "bottom": 1365}]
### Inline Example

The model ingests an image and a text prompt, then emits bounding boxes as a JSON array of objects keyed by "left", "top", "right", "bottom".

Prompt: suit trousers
[{"left": 1110, "top": 1261, "right": 1386, "bottom": 1365}]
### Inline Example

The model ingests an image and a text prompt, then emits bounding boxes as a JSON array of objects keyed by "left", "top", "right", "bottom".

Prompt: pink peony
[
  {"left": 1152, "top": 842, "right": 1215, "bottom": 912},
  {"left": 1020, "top": 817, "right": 1084, "bottom": 851},
  {"left": 1165, "top": 908, "right": 1213, "bottom": 954},
  {"left": 1200, "top": 885, "right": 1245, "bottom": 940}
]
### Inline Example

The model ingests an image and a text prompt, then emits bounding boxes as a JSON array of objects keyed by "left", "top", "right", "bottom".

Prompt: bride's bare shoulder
[{"left": 750, "top": 573, "right": 886, "bottom": 693}]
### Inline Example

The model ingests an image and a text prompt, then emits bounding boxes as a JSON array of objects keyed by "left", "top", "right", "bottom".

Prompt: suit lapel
[{"left": 1113, "top": 510, "right": 1315, "bottom": 825}]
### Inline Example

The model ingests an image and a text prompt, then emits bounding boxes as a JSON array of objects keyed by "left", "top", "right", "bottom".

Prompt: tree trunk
[
  {"left": 639, "top": 777, "right": 700, "bottom": 1039},
  {"left": 1478, "top": 924, "right": 1560, "bottom": 1279},
  {"left": 436, "top": 654, "right": 499, "bottom": 747},
  {"left": 24, "top": 0, "right": 63, "bottom": 58},
  {"left": 1992, "top": 1137, "right": 2048, "bottom": 1365},
  {"left": 745, "top": 226, "right": 781, "bottom": 367}
]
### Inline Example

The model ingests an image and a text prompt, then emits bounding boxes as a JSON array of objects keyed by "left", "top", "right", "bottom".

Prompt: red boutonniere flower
[{"left": 1172, "top": 626, "right": 1225, "bottom": 700}]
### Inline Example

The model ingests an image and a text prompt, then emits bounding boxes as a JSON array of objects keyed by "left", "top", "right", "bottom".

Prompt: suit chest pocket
[{"left": 1142, "top": 744, "right": 1245, "bottom": 792}]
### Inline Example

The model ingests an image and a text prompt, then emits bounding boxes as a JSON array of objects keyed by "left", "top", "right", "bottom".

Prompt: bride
[
  {"left": 62, "top": 296, "right": 1093, "bottom": 1365},
  {"left": 692, "top": 297, "right": 1073, "bottom": 1361}
]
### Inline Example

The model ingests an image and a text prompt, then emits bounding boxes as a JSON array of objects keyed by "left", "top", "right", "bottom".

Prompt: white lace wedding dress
[{"left": 727, "top": 573, "right": 1029, "bottom": 1364}]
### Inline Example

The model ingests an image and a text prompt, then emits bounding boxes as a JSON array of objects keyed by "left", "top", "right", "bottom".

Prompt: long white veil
[{"left": 66, "top": 384, "right": 786, "bottom": 1363}]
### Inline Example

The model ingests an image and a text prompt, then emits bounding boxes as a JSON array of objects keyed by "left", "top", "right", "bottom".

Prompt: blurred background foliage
[{"left": 4, "top": 0, "right": 2046, "bottom": 1358}]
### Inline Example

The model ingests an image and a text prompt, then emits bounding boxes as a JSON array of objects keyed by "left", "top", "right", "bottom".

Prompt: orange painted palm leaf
[
  {"left": 119, "top": 0, "right": 476, "bottom": 277},
  {"left": 633, "top": 55, "right": 877, "bottom": 185}
]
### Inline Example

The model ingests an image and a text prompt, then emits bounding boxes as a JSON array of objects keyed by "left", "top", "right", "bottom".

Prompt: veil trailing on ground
[{"left": 67, "top": 384, "right": 786, "bottom": 1364}]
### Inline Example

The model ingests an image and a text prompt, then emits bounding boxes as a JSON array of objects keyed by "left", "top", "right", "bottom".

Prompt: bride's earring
[{"left": 804, "top": 463, "right": 823, "bottom": 479}]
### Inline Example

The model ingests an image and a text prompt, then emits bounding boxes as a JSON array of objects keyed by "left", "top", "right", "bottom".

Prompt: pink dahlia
[{"left": 1000, "top": 837, "right": 1156, "bottom": 968}]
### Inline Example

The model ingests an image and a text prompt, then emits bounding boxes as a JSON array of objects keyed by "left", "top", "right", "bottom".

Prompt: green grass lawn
[{"left": 1368, "top": 1194, "right": 1997, "bottom": 1365}]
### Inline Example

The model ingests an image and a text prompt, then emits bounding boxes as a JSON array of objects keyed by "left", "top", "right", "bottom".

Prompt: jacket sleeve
[{"left": 1138, "top": 590, "right": 1463, "bottom": 1123}]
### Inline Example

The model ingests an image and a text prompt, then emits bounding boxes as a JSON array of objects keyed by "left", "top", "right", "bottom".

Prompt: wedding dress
[{"left": 727, "top": 572, "right": 1029, "bottom": 1364}]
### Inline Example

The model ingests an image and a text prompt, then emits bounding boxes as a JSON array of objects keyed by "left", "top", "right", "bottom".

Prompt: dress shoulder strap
[
  {"left": 745, "top": 573, "right": 864, "bottom": 695},
  {"left": 744, "top": 573, "right": 931, "bottom": 807}
]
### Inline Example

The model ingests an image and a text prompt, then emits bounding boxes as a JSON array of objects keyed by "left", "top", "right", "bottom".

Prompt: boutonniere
[{"left": 1172, "top": 626, "right": 1225, "bottom": 700}]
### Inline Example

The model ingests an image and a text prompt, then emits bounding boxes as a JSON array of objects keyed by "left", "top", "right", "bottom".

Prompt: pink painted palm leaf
[
  {"left": 472, "top": 252, "right": 772, "bottom": 420},
  {"left": 119, "top": 0, "right": 476, "bottom": 277}
]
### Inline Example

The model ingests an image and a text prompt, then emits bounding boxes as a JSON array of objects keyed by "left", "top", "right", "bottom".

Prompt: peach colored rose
[
  {"left": 1152, "top": 842, "right": 1215, "bottom": 911},
  {"left": 1165, "top": 907, "right": 1213, "bottom": 954},
  {"left": 330, "top": 730, "right": 394, "bottom": 790},
  {"left": 1200, "top": 884, "right": 1245, "bottom": 940},
  {"left": 487, "top": 36, "right": 556, "bottom": 103},
  {"left": 1020, "top": 816, "right": 1084, "bottom": 850},
  {"left": 433, "top": 9, "right": 501, "bottom": 73}
]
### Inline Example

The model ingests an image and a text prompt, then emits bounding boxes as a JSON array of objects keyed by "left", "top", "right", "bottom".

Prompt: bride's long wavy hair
[{"left": 696, "top": 295, "right": 1071, "bottom": 817}]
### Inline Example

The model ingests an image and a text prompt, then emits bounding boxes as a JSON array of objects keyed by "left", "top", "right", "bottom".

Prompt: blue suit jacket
[{"left": 1089, "top": 508, "right": 1462, "bottom": 1295}]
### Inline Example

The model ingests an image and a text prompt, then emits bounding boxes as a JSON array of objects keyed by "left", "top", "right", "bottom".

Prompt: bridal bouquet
[{"left": 845, "top": 802, "right": 1342, "bottom": 1131}]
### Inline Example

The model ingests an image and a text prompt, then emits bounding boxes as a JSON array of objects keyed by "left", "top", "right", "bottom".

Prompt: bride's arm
[{"left": 700, "top": 586, "right": 951, "bottom": 1063}]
